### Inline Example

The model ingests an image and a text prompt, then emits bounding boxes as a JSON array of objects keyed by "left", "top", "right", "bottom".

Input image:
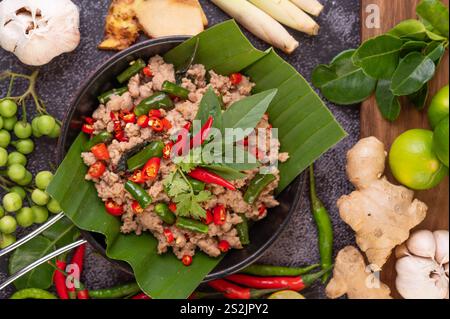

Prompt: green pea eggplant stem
[{"left": 309, "top": 164, "right": 334, "bottom": 283}]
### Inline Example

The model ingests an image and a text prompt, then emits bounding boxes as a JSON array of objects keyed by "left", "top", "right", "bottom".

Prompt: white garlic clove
[
  {"left": 406, "top": 229, "right": 436, "bottom": 259},
  {"left": 433, "top": 230, "right": 449, "bottom": 265}
]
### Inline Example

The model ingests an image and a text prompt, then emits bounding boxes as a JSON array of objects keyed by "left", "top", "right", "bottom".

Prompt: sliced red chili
[
  {"left": 110, "top": 112, "right": 117, "bottom": 121},
  {"left": 163, "top": 142, "right": 173, "bottom": 160},
  {"left": 204, "top": 209, "right": 213, "bottom": 225},
  {"left": 82, "top": 124, "right": 94, "bottom": 135},
  {"left": 84, "top": 117, "right": 95, "bottom": 125},
  {"left": 164, "top": 228, "right": 174, "bottom": 244},
  {"left": 218, "top": 240, "right": 230, "bottom": 253},
  {"left": 168, "top": 203, "right": 177, "bottom": 213},
  {"left": 161, "top": 118, "right": 172, "bottom": 130},
  {"left": 143, "top": 66, "right": 152, "bottom": 77},
  {"left": 137, "top": 115, "right": 149, "bottom": 128},
  {"left": 105, "top": 200, "right": 124, "bottom": 216},
  {"left": 131, "top": 200, "right": 144, "bottom": 214},
  {"left": 148, "top": 109, "right": 161, "bottom": 118},
  {"left": 88, "top": 161, "right": 106, "bottom": 178},
  {"left": 182, "top": 255, "right": 192, "bottom": 266},
  {"left": 142, "top": 157, "right": 161, "bottom": 180},
  {"left": 91, "top": 143, "right": 110, "bottom": 161},
  {"left": 115, "top": 130, "right": 128, "bottom": 142},
  {"left": 120, "top": 111, "right": 136, "bottom": 124},
  {"left": 129, "top": 169, "right": 146, "bottom": 184},
  {"left": 149, "top": 117, "right": 164, "bottom": 132},
  {"left": 258, "top": 204, "right": 267, "bottom": 216},
  {"left": 229, "top": 73, "right": 243, "bottom": 85},
  {"left": 213, "top": 204, "right": 227, "bottom": 226}
]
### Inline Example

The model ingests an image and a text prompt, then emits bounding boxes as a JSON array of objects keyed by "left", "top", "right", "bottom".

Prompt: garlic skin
[
  {"left": 395, "top": 229, "right": 449, "bottom": 299},
  {"left": 0, "top": 0, "right": 80, "bottom": 66}
]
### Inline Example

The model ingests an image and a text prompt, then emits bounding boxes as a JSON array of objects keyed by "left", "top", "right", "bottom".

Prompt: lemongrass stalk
[
  {"left": 211, "top": 0, "right": 299, "bottom": 54},
  {"left": 249, "top": 0, "right": 319, "bottom": 35},
  {"left": 290, "top": 0, "right": 324, "bottom": 17}
]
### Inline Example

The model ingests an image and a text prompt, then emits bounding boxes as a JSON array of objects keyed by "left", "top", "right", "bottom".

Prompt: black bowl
[{"left": 57, "top": 37, "right": 304, "bottom": 281}]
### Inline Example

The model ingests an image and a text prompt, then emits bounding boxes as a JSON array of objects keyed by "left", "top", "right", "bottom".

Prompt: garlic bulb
[
  {"left": 0, "top": 0, "right": 80, "bottom": 66},
  {"left": 395, "top": 229, "right": 449, "bottom": 299}
]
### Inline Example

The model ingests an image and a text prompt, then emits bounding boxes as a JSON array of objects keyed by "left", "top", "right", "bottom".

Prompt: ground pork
[{"left": 149, "top": 55, "right": 176, "bottom": 91}]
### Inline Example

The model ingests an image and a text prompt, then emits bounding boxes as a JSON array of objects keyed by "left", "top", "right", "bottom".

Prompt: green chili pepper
[
  {"left": 125, "top": 181, "right": 152, "bottom": 209},
  {"left": 244, "top": 174, "right": 276, "bottom": 205},
  {"left": 10, "top": 288, "right": 57, "bottom": 299},
  {"left": 154, "top": 203, "right": 176, "bottom": 225},
  {"left": 187, "top": 177, "right": 205, "bottom": 193},
  {"left": 116, "top": 58, "right": 146, "bottom": 84},
  {"left": 134, "top": 92, "right": 174, "bottom": 116},
  {"left": 309, "top": 165, "right": 333, "bottom": 283},
  {"left": 161, "top": 81, "right": 190, "bottom": 99},
  {"left": 83, "top": 131, "right": 113, "bottom": 151},
  {"left": 236, "top": 213, "right": 250, "bottom": 245},
  {"left": 97, "top": 86, "right": 128, "bottom": 104},
  {"left": 127, "top": 141, "right": 164, "bottom": 171},
  {"left": 89, "top": 282, "right": 140, "bottom": 299},
  {"left": 240, "top": 263, "right": 320, "bottom": 277},
  {"left": 176, "top": 217, "right": 209, "bottom": 234}
]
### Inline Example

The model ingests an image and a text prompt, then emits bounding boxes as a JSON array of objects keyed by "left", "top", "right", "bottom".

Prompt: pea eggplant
[
  {"left": 125, "top": 181, "right": 152, "bottom": 209},
  {"left": 244, "top": 174, "right": 276, "bottom": 204},
  {"left": 117, "top": 59, "right": 146, "bottom": 84},
  {"left": 134, "top": 92, "right": 174, "bottom": 116},
  {"left": 127, "top": 141, "right": 164, "bottom": 171}
]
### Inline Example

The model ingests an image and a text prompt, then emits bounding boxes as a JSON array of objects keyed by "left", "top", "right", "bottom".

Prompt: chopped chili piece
[
  {"left": 148, "top": 109, "right": 161, "bottom": 118},
  {"left": 258, "top": 204, "right": 267, "bottom": 216},
  {"left": 110, "top": 112, "right": 117, "bottom": 121},
  {"left": 168, "top": 202, "right": 177, "bottom": 213},
  {"left": 81, "top": 124, "right": 94, "bottom": 135},
  {"left": 218, "top": 240, "right": 230, "bottom": 253},
  {"left": 91, "top": 143, "right": 110, "bottom": 161},
  {"left": 105, "top": 200, "right": 124, "bottom": 216},
  {"left": 229, "top": 73, "right": 243, "bottom": 85},
  {"left": 149, "top": 117, "right": 164, "bottom": 132},
  {"left": 129, "top": 169, "right": 146, "bottom": 184},
  {"left": 182, "top": 255, "right": 192, "bottom": 266},
  {"left": 204, "top": 209, "right": 213, "bottom": 225},
  {"left": 142, "top": 157, "right": 160, "bottom": 180},
  {"left": 131, "top": 201, "right": 144, "bottom": 214},
  {"left": 115, "top": 130, "right": 128, "bottom": 142},
  {"left": 88, "top": 161, "right": 106, "bottom": 178},
  {"left": 164, "top": 228, "right": 174, "bottom": 243},
  {"left": 137, "top": 115, "right": 149, "bottom": 128},
  {"left": 213, "top": 204, "right": 227, "bottom": 225},
  {"left": 162, "top": 142, "right": 173, "bottom": 160},
  {"left": 142, "top": 66, "right": 152, "bottom": 77},
  {"left": 120, "top": 111, "right": 136, "bottom": 123},
  {"left": 161, "top": 118, "right": 172, "bottom": 130},
  {"left": 84, "top": 117, "right": 95, "bottom": 125}
]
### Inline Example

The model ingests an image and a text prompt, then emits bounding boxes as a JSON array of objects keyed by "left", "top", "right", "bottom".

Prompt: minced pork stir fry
[{"left": 80, "top": 55, "right": 289, "bottom": 266}]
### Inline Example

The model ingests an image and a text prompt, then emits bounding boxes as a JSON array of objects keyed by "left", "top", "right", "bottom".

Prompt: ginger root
[
  {"left": 326, "top": 246, "right": 392, "bottom": 299},
  {"left": 337, "top": 137, "right": 427, "bottom": 268}
]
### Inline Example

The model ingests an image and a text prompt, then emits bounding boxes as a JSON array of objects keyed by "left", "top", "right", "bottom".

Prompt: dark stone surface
[{"left": 0, "top": 0, "right": 360, "bottom": 299}]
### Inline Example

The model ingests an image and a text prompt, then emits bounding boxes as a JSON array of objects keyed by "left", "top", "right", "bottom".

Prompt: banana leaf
[{"left": 48, "top": 20, "right": 346, "bottom": 299}]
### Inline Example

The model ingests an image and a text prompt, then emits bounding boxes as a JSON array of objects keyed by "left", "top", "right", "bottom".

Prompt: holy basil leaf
[
  {"left": 221, "top": 89, "right": 277, "bottom": 141},
  {"left": 194, "top": 86, "right": 223, "bottom": 132},
  {"left": 201, "top": 163, "right": 247, "bottom": 180},
  {"left": 375, "top": 80, "right": 401, "bottom": 121},
  {"left": 424, "top": 41, "right": 446, "bottom": 64},
  {"left": 391, "top": 52, "right": 435, "bottom": 96},
  {"left": 408, "top": 83, "right": 429, "bottom": 110},
  {"left": 387, "top": 19, "right": 428, "bottom": 40},
  {"left": 416, "top": 0, "right": 449, "bottom": 39},
  {"left": 353, "top": 34, "right": 404, "bottom": 79},
  {"left": 312, "top": 49, "right": 377, "bottom": 105}
]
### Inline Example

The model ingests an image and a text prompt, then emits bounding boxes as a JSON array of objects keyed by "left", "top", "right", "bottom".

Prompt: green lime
[
  {"left": 389, "top": 129, "right": 448, "bottom": 190},
  {"left": 433, "top": 117, "right": 449, "bottom": 167},
  {"left": 428, "top": 85, "right": 449, "bottom": 129}
]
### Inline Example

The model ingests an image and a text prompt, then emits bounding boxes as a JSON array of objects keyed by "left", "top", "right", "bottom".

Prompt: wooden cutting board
[{"left": 360, "top": 0, "right": 449, "bottom": 298}]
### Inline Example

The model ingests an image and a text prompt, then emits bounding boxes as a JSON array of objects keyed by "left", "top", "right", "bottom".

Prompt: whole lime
[
  {"left": 389, "top": 129, "right": 448, "bottom": 190},
  {"left": 428, "top": 85, "right": 449, "bottom": 129},
  {"left": 433, "top": 117, "right": 449, "bottom": 167}
]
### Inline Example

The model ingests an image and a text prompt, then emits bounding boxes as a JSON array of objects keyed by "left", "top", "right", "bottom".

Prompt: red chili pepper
[
  {"left": 132, "top": 293, "right": 151, "bottom": 299},
  {"left": 81, "top": 123, "right": 94, "bottom": 135},
  {"left": 182, "top": 255, "right": 192, "bottom": 266},
  {"left": 204, "top": 209, "right": 213, "bottom": 225},
  {"left": 137, "top": 115, "right": 149, "bottom": 128},
  {"left": 142, "top": 157, "right": 160, "bottom": 180},
  {"left": 143, "top": 66, "right": 152, "bottom": 77},
  {"left": 129, "top": 169, "right": 146, "bottom": 184},
  {"left": 120, "top": 111, "right": 136, "bottom": 124},
  {"left": 208, "top": 280, "right": 277, "bottom": 299},
  {"left": 164, "top": 228, "right": 174, "bottom": 243},
  {"left": 91, "top": 143, "right": 110, "bottom": 161},
  {"left": 115, "top": 130, "right": 128, "bottom": 142},
  {"left": 258, "top": 204, "right": 266, "bottom": 216},
  {"left": 148, "top": 109, "right": 161, "bottom": 118},
  {"left": 229, "top": 73, "right": 243, "bottom": 85},
  {"left": 77, "top": 289, "right": 89, "bottom": 299},
  {"left": 168, "top": 203, "right": 177, "bottom": 213},
  {"left": 68, "top": 244, "right": 86, "bottom": 298},
  {"left": 110, "top": 112, "right": 117, "bottom": 121},
  {"left": 190, "top": 115, "right": 214, "bottom": 149},
  {"left": 54, "top": 259, "right": 69, "bottom": 299},
  {"left": 225, "top": 269, "right": 330, "bottom": 291},
  {"left": 188, "top": 168, "right": 236, "bottom": 191},
  {"left": 132, "top": 200, "right": 144, "bottom": 214},
  {"left": 161, "top": 118, "right": 172, "bottom": 130},
  {"left": 163, "top": 142, "right": 173, "bottom": 160},
  {"left": 218, "top": 240, "right": 230, "bottom": 253},
  {"left": 149, "top": 116, "right": 164, "bottom": 132},
  {"left": 105, "top": 200, "right": 124, "bottom": 216},
  {"left": 213, "top": 205, "right": 227, "bottom": 226},
  {"left": 84, "top": 117, "right": 95, "bottom": 125},
  {"left": 88, "top": 161, "right": 106, "bottom": 178}
]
